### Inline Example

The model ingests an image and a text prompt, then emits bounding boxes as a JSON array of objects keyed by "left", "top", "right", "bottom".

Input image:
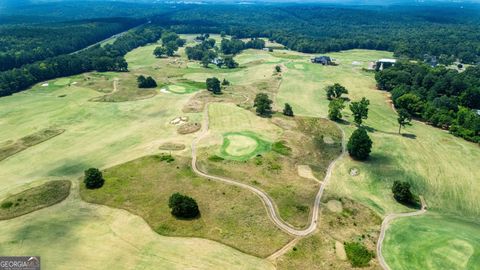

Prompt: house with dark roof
[{"left": 311, "top": 56, "right": 332, "bottom": 65}]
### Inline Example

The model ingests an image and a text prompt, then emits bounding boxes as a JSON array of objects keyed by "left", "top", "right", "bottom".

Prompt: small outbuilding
[{"left": 375, "top": 58, "right": 397, "bottom": 71}]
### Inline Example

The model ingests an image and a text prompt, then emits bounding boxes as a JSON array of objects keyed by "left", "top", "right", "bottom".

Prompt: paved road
[
  {"left": 191, "top": 103, "right": 346, "bottom": 236},
  {"left": 376, "top": 196, "right": 427, "bottom": 270}
]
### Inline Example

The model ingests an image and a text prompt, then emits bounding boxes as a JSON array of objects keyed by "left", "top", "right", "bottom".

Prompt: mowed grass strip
[
  {"left": 80, "top": 155, "right": 291, "bottom": 257},
  {"left": 0, "top": 180, "right": 71, "bottom": 220},
  {"left": 383, "top": 213, "right": 480, "bottom": 270},
  {"left": 0, "top": 128, "right": 65, "bottom": 162}
]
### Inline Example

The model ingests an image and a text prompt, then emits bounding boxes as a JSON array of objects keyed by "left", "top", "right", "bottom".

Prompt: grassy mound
[
  {"left": 0, "top": 180, "right": 71, "bottom": 220},
  {"left": 167, "top": 80, "right": 206, "bottom": 94},
  {"left": 219, "top": 131, "right": 271, "bottom": 161},
  {"left": 0, "top": 128, "right": 65, "bottom": 162},
  {"left": 80, "top": 155, "right": 291, "bottom": 257}
]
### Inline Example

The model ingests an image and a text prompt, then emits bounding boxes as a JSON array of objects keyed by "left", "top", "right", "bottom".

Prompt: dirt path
[
  {"left": 191, "top": 103, "right": 346, "bottom": 237},
  {"left": 376, "top": 196, "right": 427, "bottom": 270}
]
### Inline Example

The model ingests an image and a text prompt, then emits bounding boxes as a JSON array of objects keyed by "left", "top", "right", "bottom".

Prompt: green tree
[
  {"left": 222, "top": 78, "right": 230, "bottom": 86},
  {"left": 350, "top": 97, "right": 370, "bottom": 126},
  {"left": 397, "top": 109, "right": 412, "bottom": 134},
  {"left": 137, "top": 75, "right": 157, "bottom": 88},
  {"left": 392, "top": 181, "right": 415, "bottom": 205},
  {"left": 347, "top": 128, "right": 373, "bottom": 160},
  {"left": 153, "top": 46, "right": 167, "bottom": 58},
  {"left": 328, "top": 99, "right": 345, "bottom": 121},
  {"left": 224, "top": 56, "right": 238, "bottom": 69},
  {"left": 325, "top": 83, "right": 348, "bottom": 100},
  {"left": 84, "top": 168, "right": 104, "bottom": 189},
  {"left": 206, "top": 77, "right": 221, "bottom": 94},
  {"left": 164, "top": 41, "right": 178, "bottom": 57},
  {"left": 220, "top": 31, "right": 226, "bottom": 38},
  {"left": 275, "top": 65, "right": 281, "bottom": 73},
  {"left": 201, "top": 55, "right": 210, "bottom": 68},
  {"left": 283, "top": 103, "right": 294, "bottom": 117},
  {"left": 168, "top": 193, "right": 200, "bottom": 219},
  {"left": 344, "top": 242, "right": 374, "bottom": 267},
  {"left": 396, "top": 93, "right": 422, "bottom": 116},
  {"left": 254, "top": 93, "right": 273, "bottom": 117}
]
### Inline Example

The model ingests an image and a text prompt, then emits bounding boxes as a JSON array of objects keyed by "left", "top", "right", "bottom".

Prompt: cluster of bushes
[
  {"left": 344, "top": 241, "right": 374, "bottom": 267},
  {"left": 168, "top": 192, "right": 200, "bottom": 219},
  {"left": 137, "top": 75, "right": 157, "bottom": 88},
  {"left": 376, "top": 62, "right": 480, "bottom": 143},
  {"left": 0, "top": 26, "right": 163, "bottom": 97}
]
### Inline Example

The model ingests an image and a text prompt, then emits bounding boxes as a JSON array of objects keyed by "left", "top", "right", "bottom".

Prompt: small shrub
[
  {"left": 1, "top": 201, "right": 13, "bottom": 209},
  {"left": 84, "top": 168, "right": 105, "bottom": 189},
  {"left": 392, "top": 181, "right": 416, "bottom": 205},
  {"left": 344, "top": 242, "right": 374, "bottom": 267},
  {"left": 272, "top": 141, "right": 291, "bottom": 155},
  {"left": 159, "top": 154, "right": 175, "bottom": 163},
  {"left": 208, "top": 155, "right": 225, "bottom": 162},
  {"left": 168, "top": 193, "right": 200, "bottom": 219},
  {"left": 295, "top": 204, "right": 308, "bottom": 212}
]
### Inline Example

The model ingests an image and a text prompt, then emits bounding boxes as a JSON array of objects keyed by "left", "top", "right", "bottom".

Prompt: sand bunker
[
  {"left": 158, "top": 142, "right": 186, "bottom": 151},
  {"left": 41, "top": 83, "right": 49, "bottom": 87},
  {"left": 349, "top": 168, "right": 359, "bottom": 176},
  {"left": 335, "top": 241, "right": 347, "bottom": 260},
  {"left": 177, "top": 122, "right": 201, "bottom": 134},
  {"left": 170, "top": 116, "right": 188, "bottom": 126},
  {"left": 297, "top": 165, "right": 319, "bottom": 181},
  {"left": 327, "top": 200, "right": 343, "bottom": 213},
  {"left": 323, "top": 136, "right": 335, "bottom": 144},
  {"left": 160, "top": 88, "right": 170, "bottom": 94}
]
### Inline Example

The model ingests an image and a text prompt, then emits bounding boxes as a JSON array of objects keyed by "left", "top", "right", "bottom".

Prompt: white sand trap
[
  {"left": 335, "top": 241, "right": 347, "bottom": 260},
  {"left": 352, "top": 61, "right": 362, "bottom": 66},
  {"left": 41, "top": 83, "right": 49, "bottom": 87},
  {"left": 170, "top": 116, "right": 188, "bottom": 125},
  {"left": 72, "top": 82, "right": 78, "bottom": 85},
  {"left": 297, "top": 165, "right": 318, "bottom": 181},
  {"left": 294, "top": 64, "right": 304, "bottom": 70},
  {"left": 160, "top": 88, "right": 170, "bottom": 94},
  {"left": 168, "top": 85, "right": 187, "bottom": 93},
  {"left": 349, "top": 168, "right": 359, "bottom": 176},
  {"left": 327, "top": 200, "right": 343, "bottom": 213},
  {"left": 323, "top": 136, "right": 335, "bottom": 144}
]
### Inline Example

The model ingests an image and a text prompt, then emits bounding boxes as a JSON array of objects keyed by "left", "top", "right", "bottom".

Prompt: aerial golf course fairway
[{"left": 0, "top": 35, "right": 479, "bottom": 270}]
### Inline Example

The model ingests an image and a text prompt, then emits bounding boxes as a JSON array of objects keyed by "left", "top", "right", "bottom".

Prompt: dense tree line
[
  {"left": 0, "top": 26, "right": 162, "bottom": 97},
  {"left": 158, "top": 4, "right": 480, "bottom": 64},
  {"left": 376, "top": 62, "right": 480, "bottom": 143},
  {"left": 220, "top": 38, "right": 265, "bottom": 55},
  {"left": 0, "top": 18, "right": 141, "bottom": 71}
]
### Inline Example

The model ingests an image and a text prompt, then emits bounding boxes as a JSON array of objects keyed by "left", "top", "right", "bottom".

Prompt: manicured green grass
[
  {"left": 383, "top": 213, "right": 480, "bottom": 270},
  {"left": 219, "top": 131, "right": 272, "bottom": 161},
  {"left": 80, "top": 155, "right": 291, "bottom": 257},
  {"left": 0, "top": 180, "right": 70, "bottom": 220}
]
